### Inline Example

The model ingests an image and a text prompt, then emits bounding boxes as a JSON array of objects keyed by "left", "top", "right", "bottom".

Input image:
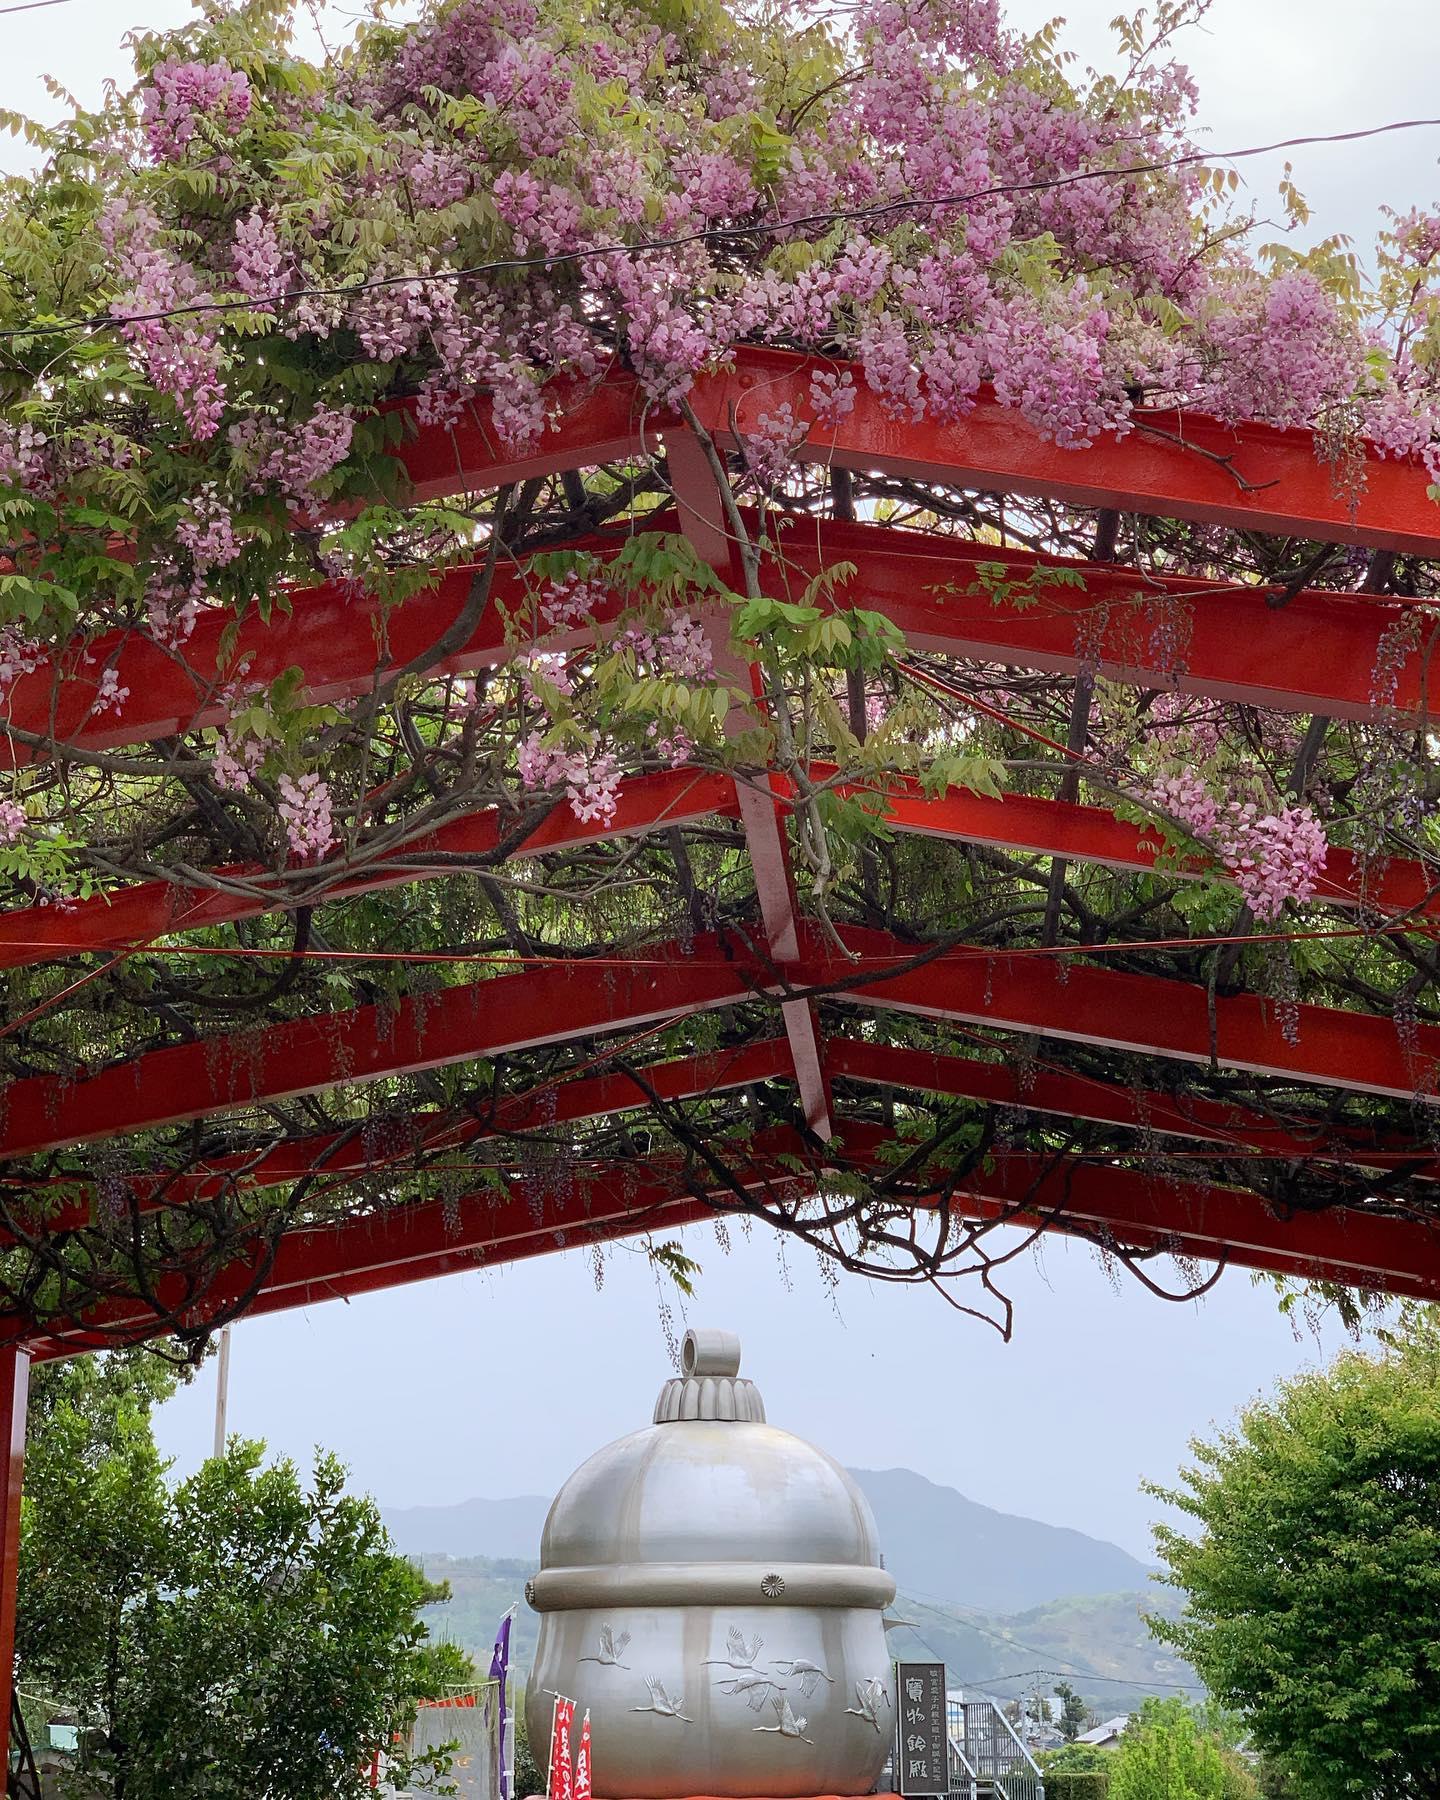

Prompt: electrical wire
[
  {"left": 2, "top": 116, "right": 1439, "bottom": 342},
  {"left": 893, "top": 1607, "right": 1207, "bottom": 1699},
  {"left": 0, "top": 0, "right": 78, "bottom": 13}
]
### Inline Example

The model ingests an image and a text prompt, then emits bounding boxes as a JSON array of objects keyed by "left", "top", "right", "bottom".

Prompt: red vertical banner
[
  {"left": 573, "top": 1710, "right": 592, "bottom": 1800},
  {"left": 0, "top": 1347, "right": 29, "bottom": 1783},
  {"left": 546, "top": 1695, "right": 576, "bottom": 1800}
]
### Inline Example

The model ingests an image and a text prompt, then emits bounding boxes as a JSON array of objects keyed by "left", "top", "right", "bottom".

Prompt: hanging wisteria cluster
[{"left": 0, "top": 0, "right": 1434, "bottom": 1341}]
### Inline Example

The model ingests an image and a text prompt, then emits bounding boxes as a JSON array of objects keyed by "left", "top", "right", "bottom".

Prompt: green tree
[
  {"left": 1043, "top": 1744, "right": 1112, "bottom": 1774},
  {"left": 1148, "top": 1318, "right": 1440, "bottom": 1799},
  {"left": 1054, "top": 1680, "right": 1090, "bottom": 1741},
  {"left": 1108, "top": 1699, "right": 1228, "bottom": 1800},
  {"left": 18, "top": 1350, "right": 181, "bottom": 1729},
  {"left": 17, "top": 1350, "right": 466, "bottom": 1800}
]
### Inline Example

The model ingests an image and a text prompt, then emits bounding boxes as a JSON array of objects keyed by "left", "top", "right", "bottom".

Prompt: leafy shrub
[{"left": 1045, "top": 1772, "right": 1111, "bottom": 1800}]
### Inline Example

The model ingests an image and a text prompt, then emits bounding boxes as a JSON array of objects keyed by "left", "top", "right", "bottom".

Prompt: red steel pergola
[{"left": 0, "top": 345, "right": 1438, "bottom": 1760}]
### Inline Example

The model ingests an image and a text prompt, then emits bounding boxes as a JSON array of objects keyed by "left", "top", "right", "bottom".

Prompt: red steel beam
[
  {"left": 26, "top": 1115, "right": 1440, "bottom": 1358},
  {"left": 0, "top": 544, "right": 632, "bottom": 768},
  {"left": 827, "top": 1038, "right": 1440, "bottom": 1179},
  {"left": 4, "top": 735, "right": 1429, "bottom": 985},
  {"left": 390, "top": 347, "right": 1440, "bottom": 554},
  {"left": 26, "top": 1162, "right": 729, "bottom": 1359},
  {"left": 20, "top": 1039, "right": 791, "bottom": 1223},
  {"left": 79, "top": 1024, "right": 1432, "bottom": 1229},
  {"left": 393, "top": 366, "right": 650, "bottom": 500},
  {"left": 950, "top": 1156, "right": 1440, "bottom": 1301},
  {"left": 0, "top": 941, "right": 759, "bottom": 1161},
  {"left": 778, "top": 517, "right": 1438, "bottom": 724},
  {"left": 817, "top": 924, "right": 1440, "bottom": 1104},
  {"left": 0, "top": 765, "right": 737, "bottom": 973},
  {"left": 791, "top": 1116, "right": 1440, "bottom": 1300},
  {"left": 695, "top": 351, "right": 1440, "bottom": 556},
  {"left": 5, "top": 912, "right": 1438, "bottom": 1160},
  {"left": 8, "top": 517, "right": 1430, "bottom": 775},
  {"left": 819, "top": 764, "right": 1440, "bottom": 922}
]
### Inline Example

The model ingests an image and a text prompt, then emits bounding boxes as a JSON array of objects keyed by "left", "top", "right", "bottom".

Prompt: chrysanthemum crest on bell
[{"left": 525, "top": 1330, "right": 897, "bottom": 1797}]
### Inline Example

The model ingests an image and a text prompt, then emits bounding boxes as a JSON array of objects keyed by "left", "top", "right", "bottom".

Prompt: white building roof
[{"left": 1075, "top": 1716, "right": 1129, "bottom": 1745}]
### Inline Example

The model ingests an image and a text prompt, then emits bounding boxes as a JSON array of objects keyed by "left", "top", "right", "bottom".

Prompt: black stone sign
[{"left": 894, "top": 1660, "right": 948, "bottom": 1797}]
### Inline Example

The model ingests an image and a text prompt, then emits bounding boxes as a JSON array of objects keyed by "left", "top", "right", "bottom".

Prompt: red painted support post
[
  {"left": 666, "top": 425, "right": 834, "bottom": 1138},
  {"left": 0, "top": 1346, "right": 29, "bottom": 1781}
]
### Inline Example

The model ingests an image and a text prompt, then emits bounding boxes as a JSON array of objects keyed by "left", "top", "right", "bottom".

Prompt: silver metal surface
[{"left": 526, "top": 1331, "right": 896, "bottom": 1798}]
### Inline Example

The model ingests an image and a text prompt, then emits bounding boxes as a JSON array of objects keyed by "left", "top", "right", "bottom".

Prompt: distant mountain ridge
[
  {"left": 382, "top": 1464, "right": 1153, "bottom": 1615},
  {"left": 850, "top": 1467, "right": 1154, "bottom": 1612}
]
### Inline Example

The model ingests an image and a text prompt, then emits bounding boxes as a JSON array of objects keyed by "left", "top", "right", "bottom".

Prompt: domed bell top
[{"left": 529, "top": 1329, "right": 892, "bottom": 1608}]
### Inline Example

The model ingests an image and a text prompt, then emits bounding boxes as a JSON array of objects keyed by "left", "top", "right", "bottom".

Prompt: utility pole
[{"left": 212, "top": 1324, "right": 232, "bottom": 1461}]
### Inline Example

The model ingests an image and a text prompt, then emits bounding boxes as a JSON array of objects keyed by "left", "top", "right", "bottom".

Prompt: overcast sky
[{"left": 3, "top": 0, "right": 1436, "bottom": 1567}]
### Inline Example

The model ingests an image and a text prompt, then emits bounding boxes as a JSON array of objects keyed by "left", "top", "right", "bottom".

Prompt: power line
[
  {"left": 892, "top": 1592, "right": 1204, "bottom": 1695},
  {"left": 0, "top": 0, "right": 78, "bottom": 13},
  {"left": 2, "top": 114, "right": 1439, "bottom": 343},
  {"left": 977, "top": 1665, "right": 1205, "bottom": 1695}
]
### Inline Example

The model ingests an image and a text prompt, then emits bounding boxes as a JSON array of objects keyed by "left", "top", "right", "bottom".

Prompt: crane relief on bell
[
  {"left": 844, "top": 1679, "right": 892, "bottom": 1733},
  {"left": 580, "top": 1625, "right": 631, "bottom": 1668},
  {"left": 704, "top": 1627, "right": 763, "bottom": 1672},
  {"left": 754, "top": 1695, "right": 814, "bottom": 1743},
  {"left": 632, "top": 1677, "right": 693, "bottom": 1723}
]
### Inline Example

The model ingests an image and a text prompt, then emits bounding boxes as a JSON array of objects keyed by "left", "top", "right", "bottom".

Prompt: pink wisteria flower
[
  {"left": 517, "top": 731, "right": 621, "bottom": 826},
  {"left": 1149, "top": 773, "right": 1328, "bottom": 920},
  {"left": 277, "top": 772, "right": 338, "bottom": 862},
  {"left": 141, "top": 59, "right": 252, "bottom": 163}
]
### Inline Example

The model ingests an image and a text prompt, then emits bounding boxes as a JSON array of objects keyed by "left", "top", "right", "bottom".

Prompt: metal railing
[
  {"left": 947, "top": 1733, "right": 982, "bottom": 1800},
  {"left": 946, "top": 1696, "right": 1044, "bottom": 1800}
]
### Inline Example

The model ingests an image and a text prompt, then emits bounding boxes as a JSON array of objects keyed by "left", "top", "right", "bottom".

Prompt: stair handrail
[{"left": 947, "top": 1731, "right": 982, "bottom": 1800}]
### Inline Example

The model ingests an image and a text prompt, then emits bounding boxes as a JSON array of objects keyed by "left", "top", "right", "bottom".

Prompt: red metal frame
[
  {"left": 8, "top": 516, "right": 1434, "bottom": 770},
  {"left": 13, "top": 1041, "right": 792, "bottom": 1230},
  {"left": 826, "top": 1038, "right": 1440, "bottom": 1179},
  {"left": 6, "top": 912, "right": 1439, "bottom": 1162},
  {"left": 0, "top": 1348, "right": 27, "bottom": 1758},
  {"left": 26, "top": 1166, "right": 728, "bottom": 1358},
  {"left": 823, "top": 923, "right": 1440, "bottom": 1102},
  {"left": 0, "top": 943, "right": 758, "bottom": 1160},
  {"left": 822, "top": 766, "right": 1440, "bottom": 921},
  {"left": 26, "top": 1119, "right": 1440, "bottom": 1363},
  {"left": 389, "top": 347, "right": 1440, "bottom": 554},
  {"left": 5, "top": 346, "right": 1440, "bottom": 1782},
  {"left": 0, "top": 765, "right": 737, "bottom": 972},
  {"left": 3, "top": 757, "right": 1438, "bottom": 984}
]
